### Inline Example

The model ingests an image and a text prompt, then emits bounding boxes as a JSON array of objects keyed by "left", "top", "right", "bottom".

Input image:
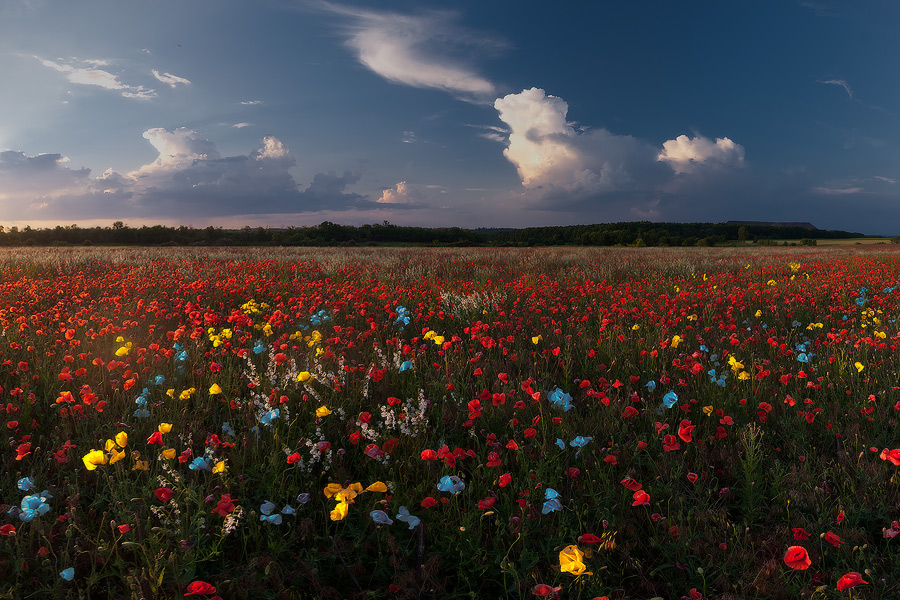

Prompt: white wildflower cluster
[
  {"left": 377, "top": 389, "right": 430, "bottom": 438},
  {"left": 222, "top": 505, "right": 243, "bottom": 536}
]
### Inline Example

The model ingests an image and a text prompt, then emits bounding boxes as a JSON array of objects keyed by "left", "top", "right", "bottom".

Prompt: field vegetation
[{"left": 2, "top": 246, "right": 900, "bottom": 599}]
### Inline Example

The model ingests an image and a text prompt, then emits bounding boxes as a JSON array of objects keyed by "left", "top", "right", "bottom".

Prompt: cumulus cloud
[
  {"left": 657, "top": 134, "right": 745, "bottom": 174},
  {"left": 232, "top": 122, "right": 252, "bottom": 129},
  {"left": 494, "top": 88, "right": 667, "bottom": 201},
  {"left": 378, "top": 181, "right": 416, "bottom": 204},
  {"left": 0, "top": 129, "right": 373, "bottom": 220},
  {"left": 36, "top": 56, "right": 156, "bottom": 99},
  {"left": 151, "top": 69, "right": 191, "bottom": 87},
  {"left": 320, "top": 2, "right": 498, "bottom": 100}
]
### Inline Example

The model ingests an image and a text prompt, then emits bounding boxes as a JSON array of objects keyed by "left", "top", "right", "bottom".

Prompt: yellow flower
[
  {"left": 424, "top": 330, "right": 436, "bottom": 340},
  {"left": 531, "top": 335, "right": 542, "bottom": 345},
  {"left": 158, "top": 423, "right": 173, "bottom": 433},
  {"left": 162, "top": 448, "right": 176, "bottom": 460},
  {"left": 115, "top": 346, "right": 130, "bottom": 357},
  {"left": 166, "top": 388, "right": 175, "bottom": 399},
  {"left": 105, "top": 438, "right": 118, "bottom": 452},
  {"left": 109, "top": 448, "right": 126, "bottom": 465},
  {"left": 115, "top": 431, "right": 128, "bottom": 448},
  {"left": 316, "top": 405, "right": 332, "bottom": 418},
  {"left": 116, "top": 336, "right": 125, "bottom": 343},
  {"left": 262, "top": 323, "right": 273, "bottom": 336},
  {"left": 179, "top": 388, "right": 195, "bottom": 401},
  {"left": 209, "top": 383, "right": 223, "bottom": 395},
  {"left": 433, "top": 335, "right": 445, "bottom": 345},
  {"left": 855, "top": 362, "right": 865, "bottom": 373},
  {"left": 132, "top": 460, "right": 149, "bottom": 471},
  {"left": 754, "top": 310, "right": 762, "bottom": 318},
  {"left": 702, "top": 405, "right": 714, "bottom": 416},
  {"left": 559, "top": 545, "right": 592, "bottom": 576},
  {"left": 631, "top": 324, "right": 640, "bottom": 331},
  {"left": 767, "top": 280, "right": 776, "bottom": 286},
  {"left": 330, "top": 501, "right": 349, "bottom": 521},
  {"left": 738, "top": 371, "right": 750, "bottom": 380},
  {"left": 365, "top": 481, "right": 387, "bottom": 493},
  {"left": 324, "top": 482, "right": 363, "bottom": 502},
  {"left": 297, "top": 371, "right": 312, "bottom": 382},
  {"left": 82, "top": 449, "right": 108, "bottom": 471},
  {"left": 212, "top": 460, "right": 226, "bottom": 474},
  {"left": 670, "top": 335, "right": 682, "bottom": 348}
]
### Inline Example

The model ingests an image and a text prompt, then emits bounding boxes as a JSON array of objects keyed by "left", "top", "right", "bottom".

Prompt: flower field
[{"left": 4, "top": 245, "right": 900, "bottom": 599}]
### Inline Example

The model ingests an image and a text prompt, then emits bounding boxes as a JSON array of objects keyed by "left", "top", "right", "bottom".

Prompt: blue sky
[{"left": 1, "top": 0, "right": 898, "bottom": 233}]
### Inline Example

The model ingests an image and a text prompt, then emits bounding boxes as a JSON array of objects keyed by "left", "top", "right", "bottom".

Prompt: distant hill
[{"left": 726, "top": 221, "right": 817, "bottom": 230}]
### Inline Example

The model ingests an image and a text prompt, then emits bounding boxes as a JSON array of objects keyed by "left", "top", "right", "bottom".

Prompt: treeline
[{"left": 0, "top": 220, "right": 876, "bottom": 247}]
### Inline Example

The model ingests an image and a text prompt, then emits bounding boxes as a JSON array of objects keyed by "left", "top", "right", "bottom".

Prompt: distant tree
[{"left": 738, "top": 226, "right": 747, "bottom": 243}]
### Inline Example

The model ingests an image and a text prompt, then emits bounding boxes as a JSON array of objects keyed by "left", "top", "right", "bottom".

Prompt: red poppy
[
  {"left": 631, "top": 490, "right": 650, "bottom": 506},
  {"left": 155, "top": 487, "right": 173, "bottom": 503},
  {"left": 184, "top": 580, "right": 217, "bottom": 595},
  {"left": 792, "top": 527, "right": 810, "bottom": 540},
  {"left": 498, "top": 473, "right": 512, "bottom": 487},
  {"left": 579, "top": 533, "right": 601, "bottom": 544},
  {"left": 783, "top": 546, "right": 811, "bottom": 570},
  {"left": 147, "top": 431, "right": 164, "bottom": 445},
  {"left": 687, "top": 472, "right": 699, "bottom": 484},
  {"left": 478, "top": 496, "right": 496, "bottom": 509},
  {"left": 835, "top": 572, "right": 868, "bottom": 591},
  {"left": 420, "top": 497, "right": 438, "bottom": 508},
  {"left": 0, "top": 524, "right": 15, "bottom": 536},
  {"left": 620, "top": 478, "right": 642, "bottom": 491},
  {"left": 677, "top": 419, "right": 695, "bottom": 443},
  {"left": 662, "top": 434, "right": 680, "bottom": 452},
  {"left": 822, "top": 531, "right": 843, "bottom": 547}
]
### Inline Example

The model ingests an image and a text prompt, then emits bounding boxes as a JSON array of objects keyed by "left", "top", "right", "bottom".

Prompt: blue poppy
[
  {"left": 548, "top": 388, "right": 573, "bottom": 411},
  {"left": 281, "top": 505, "right": 296, "bottom": 516},
  {"left": 154, "top": 375, "right": 166, "bottom": 385},
  {"left": 17, "top": 477, "right": 35, "bottom": 492},
  {"left": 645, "top": 380, "right": 656, "bottom": 392},
  {"left": 297, "top": 493, "right": 311, "bottom": 505},
  {"left": 569, "top": 436, "right": 592, "bottom": 448},
  {"left": 436, "top": 475, "right": 465, "bottom": 494},
  {"left": 662, "top": 391, "right": 678, "bottom": 409},
  {"left": 189, "top": 457, "right": 211, "bottom": 471},
  {"left": 399, "top": 361, "right": 413, "bottom": 372},
  {"left": 370, "top": 510, "right": 393, "bottom": 525},
  {"left": 60, "top": 568, "right": 74, "bottom": 581},
  {"left": 396, "top": 506, "right": 420, "bottom": 529},
  {"left": 555, "top": 439, "right": 565, "bottom": 450},
  {"left": 19, "top": 493, "right": 50, "bottom": 522},
  {"left": 253, "top": 340, "right": 266, "bottom": 354},
  {"left": 259, "top": 408, "right": 280, "bottom": 427},
  {"left": 260, "top": 501, "right": 276, "bottom": 515},
  {"left": 260, "top": 513, "right": 282, "bottom": 525},
  {"left": 221, "top": 422, "right": 235, "bottom": 436}
]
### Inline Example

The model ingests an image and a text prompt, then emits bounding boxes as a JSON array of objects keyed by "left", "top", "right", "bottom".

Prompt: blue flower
[
  {"left": 645, "top": 380, "right": 656, "bottom": 392},
  {"left": 548, "top": 387, "right": 573, "bottom": 411},
  {"left": 797, "top": 353, "right": 809, "bottom": 363},
  {"left": 662, "top": 391, "right": 678, "bottom": 409},
  {"left": 396, "top": 506, "right": 420, "bottom": 529},
  {"left": 281, "top": 504, "right": 296, "bottom": 516},
  {"left": 17, "top": 477, "right": 35, "bottom": 492},
  {"left": 370, "top": 510, "right": 393, "bottom": 525},
  {"left": 133, "top": 408, "right": 150, "bottom": 419},
  {"left": 260, "top": 513, "right": 282, "bottom": 525},
  {"left": 259, "top": 408, "right": 280, "bottom": 427},
  {"left": 175, "top": 350, "right": 187, "bottom": 363},
  {"left": 297, "top": 493, "right": 311, "bottom": 505},
  {"left": 569, "top": 436, "right": 592, "bottom": 448},
  {"left": 436, "top": 475, "right": 465, "bottom": 494},
  {"left": 542, "top": 499, "right": 562, "bottom": 514},
  {"left": 221, "top": 422, "right": 235, "bottom": 436},
  {"left": 545, "top": 488, "right": 560, "bottom": 500},
  {"left": 253, "top": 340, "right": 266, "bottom": 355},
  {"left": 19, "top": 493, "right": 50, "bottom": 522},
  {"left": 189, "top": 457, "right": 211, "bottom": 471},
  {"left": 154, "top": 375, "right": 166, "bottom": 385},
  {"left": 699, "top": 345, "right": 709, "bottom": 353},
  {"left": 399, "top": 361, "right": 413, "bottom": 372},
  {"left": 260, "top": 501, "right": 276, "bottom": 515},
  {"left": 555, "top": 439, "right": 565, "bottom": 450},
  {"left": 59, "top": 567, "right": 74, "bottom": 582}
]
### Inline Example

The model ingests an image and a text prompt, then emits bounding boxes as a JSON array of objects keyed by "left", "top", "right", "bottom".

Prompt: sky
[{"left": 1, "top": 0, "right": 899, "bottom": 234}]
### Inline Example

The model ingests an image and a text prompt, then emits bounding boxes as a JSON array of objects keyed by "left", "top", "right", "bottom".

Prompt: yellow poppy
[
  {"left": 365, "top": 481, "right": 387, "bottom": 493},
  {"left": 209, "top": 383, "right": 223, "bottom": 395},
  {"left": 316, "top": 405, "right": 332, "bottom": 418},
  {"left": 158, "top": 423, "right": 173, "bottom": 433},
  {"left": 297, "top": 371, "right": 313, "bottom": 382},
  {"left": 330, "top": 501, "right": 349, "bottom": 521},
  {"left": 162, "top": 448, "right": 176, "bottom": 460},
  {"left": 212, "top": 460, "right": 226, "bottom": 474},
  {"left": 82, "top": 449, "right": 108, "bottom": 471},
  {"left": 115, "top": 431, "right": 128, "bottom": 448},
  {"left": 559, "top": 545, "right": 591, "bottom": 576}
]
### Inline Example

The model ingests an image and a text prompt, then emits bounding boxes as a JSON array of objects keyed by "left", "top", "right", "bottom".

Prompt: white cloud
[
  {"left": 240, "top": 100, "right": 263, "bottom": 105},
  {"left": 321, "top": 3, "right": 498, "bottom": 100},
  {"left": 811, "top": 186, "right": 864, "bottom": 195},
  {"left": 657, "top": 134, "right": 745, "bottom": 174},
  {"left": 232, "top": 122, "right": 252, "bottom": 129},
  {"left": 152, "top": 69, "right": 191, "bottom": 87},
  {"left": 36, "top": 56, "right": 157, "bottom": 99},
  {"left": 378, "top": 181, "right": 414, "bottom": 203},
  {"left": 0, "top": 150, "right": 89, "bottom": 199},
  {"left": 819, "top": 78, "right": 853, "bottom": 99},
  {"left": 494, "top": 88, "right": 664, "bottom": 198}
]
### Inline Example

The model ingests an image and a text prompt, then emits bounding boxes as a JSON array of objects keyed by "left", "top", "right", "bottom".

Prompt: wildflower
[
  {"left": 437, "top": 475, "right": 466, "bottom": 494},
  {"left": 19, "top": 493, "right": 51, "bottom": 522},
  {"left": 569, "top": 436, "right": 592, "bottom": 448},
  {"left": 559, "top": 545, "right": 591, "bottom": 576},
  {"left": 82, "top": 449, "right": 108, "bottom": 471},
  {"left": 784, "top": 546, "right": 811, "bottom": 570},
  {"left": 184, "top": 580, "right": 217, "bottom": 595},
  {"left": 396, "top": 506, "right": 420, "bottom": 529},
  {"left": 297, "top": 371, "right": 313, "bottom": 382},
  {"left": 17, "top": 477, "right": 35, "bottom": 492},
  {"left": 209, "top": 384, "right": 222, "bottom": 395},
  {"left": 330, "top": 501, "right": 349, "bottom": 521},
  {"left": 548, "top": 388, "right": 573, "bottom": 411},
  {"left": 315, "top": 405, "right": 332, "bottom": 418},
  {"left": 371, "top": 510, "right": 393, "bottom": 525},
  {"left": 822, "top": 531, "right": 843, "bottom": 547},
  {"left": 59, "top": 567, "right": 75, "bottom": 581},
  {"left": 155, "top": 487, "right": 173, "bottom": 503},
  {"left": 189, "top": 457, "right": 211, "bottom": 471},
  {"left": 147, "top": 431, "right": 164, "bottom": 445},
  {"left": 212, "top": 460, "right": 227, "bottom": 474},
  {"left": 0, "top": 524, "right": 15, "bottom": 536},
  {"left": 662, "top": 391, "right": 678, "bottom": 409},
  {"left": 632, "top": 490, "right": 650, "bottom": 506},
  {"left": 260, "top": 501, "right": 282, "bottom": 524},
  {"left": 836, "top": 572, "right": 868, "bottom": 591},
  {"left": 542, "top": 488, "right": 562, "bottom": 514}
]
